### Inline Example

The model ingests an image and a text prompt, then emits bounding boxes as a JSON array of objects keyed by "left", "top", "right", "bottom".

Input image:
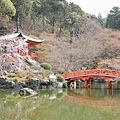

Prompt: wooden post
[
  {"left": 74, "top": 81, "right": 76, "bottom": 89},
  {"left": 106, "top": 81, "right": 112, "bottom": 89},
  {"left": 84, "top": 80, "right": 88, "bottom": 88},
  {"left": 84, "top": 79, "right": 91, "bottom": 88}
]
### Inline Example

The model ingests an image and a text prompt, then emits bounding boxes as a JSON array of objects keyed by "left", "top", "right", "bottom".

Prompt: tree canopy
[
  {"left": 0, "top": 0, "right": 120, "bottom": 33},
  {"left": 0, "top": 0, "right": 16, "bottom": 19},
  {"left": 106, "top": 6, "right": 120, "bottom": 30}
]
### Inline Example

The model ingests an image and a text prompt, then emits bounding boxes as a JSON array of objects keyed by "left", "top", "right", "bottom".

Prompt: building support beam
[
  {"left": 84, "top": 79, "right": 91, "bottom": 88},
  {"left": 106, "top": 81, "right": 113, "bottom": 89}
]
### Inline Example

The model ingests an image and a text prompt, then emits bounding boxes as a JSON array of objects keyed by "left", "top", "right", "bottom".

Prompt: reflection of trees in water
[
  {"left": 0, "top": 89, "right": 67, "bottom": 120},
  {"left": 0, "top": 96, "right": 40, "bottom": 120},
  {"left": 38, "top": 89, "right": 67, "bottom": 100}
]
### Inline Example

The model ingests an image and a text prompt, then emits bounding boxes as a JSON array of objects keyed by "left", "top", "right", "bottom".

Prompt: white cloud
[{"left": 67, "top": 0, "right": 120, "bottom": 17}]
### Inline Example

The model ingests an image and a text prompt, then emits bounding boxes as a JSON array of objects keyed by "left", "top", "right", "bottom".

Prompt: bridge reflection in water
[{"left": 63, "top": 87, "right": 120, "bottom": 107}]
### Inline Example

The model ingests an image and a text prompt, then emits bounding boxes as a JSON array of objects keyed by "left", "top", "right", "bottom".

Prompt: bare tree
[
  {"left": 0, "top": 37, "right": 29, "bottom": 75},
  {"left": 39, "top": 20, "right": 104, "bottom": 72}
]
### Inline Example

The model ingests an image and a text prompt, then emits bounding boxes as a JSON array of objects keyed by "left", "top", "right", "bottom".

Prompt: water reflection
[
  {"left": 0, "top": 87, "right": 120, "bottom": 120},
  {"left": 0, "top": 89, "right": 40, "bottom": 120},
  {"left": 0, "top": 89, "right": 68, "bottom": 120},
  {"left": 64, "top": 87, "right": 120, "bottom": 107},
  {"left": 36, "top": 89, "right": 67, "bottom": 100}
]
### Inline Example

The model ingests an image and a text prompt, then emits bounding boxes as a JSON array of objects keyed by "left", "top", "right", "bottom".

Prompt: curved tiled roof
[
  {"left": 0, "top": 32, "right": 45, "bottom": 43},
  {"left": 0, "top": 33, "right": 20, "bottom": 40}
]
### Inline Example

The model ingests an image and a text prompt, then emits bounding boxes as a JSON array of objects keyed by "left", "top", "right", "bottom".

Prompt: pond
[{"left": 0, "top": 86, "right": 120, "bottom": 120}]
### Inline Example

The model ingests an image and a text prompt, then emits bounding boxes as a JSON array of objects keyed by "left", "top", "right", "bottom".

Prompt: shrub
[
  {"left": 57, "top": 68, "right": 65, "bottom": 74},
  {"left": 57, "top": 74, "right": 65, "bottom": 82},
  {"left": 41, "top": 62, "right": 52, "bottom": 70}
]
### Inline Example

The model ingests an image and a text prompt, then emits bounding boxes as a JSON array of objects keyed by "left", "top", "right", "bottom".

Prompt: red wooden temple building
[{"left": 0, "top": 32, "right": 45, "bottom": 60}]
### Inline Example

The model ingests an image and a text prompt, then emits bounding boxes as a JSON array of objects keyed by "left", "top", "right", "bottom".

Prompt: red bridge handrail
[{"left": 62, "top": 69, "right": 120, "bottom": 81}]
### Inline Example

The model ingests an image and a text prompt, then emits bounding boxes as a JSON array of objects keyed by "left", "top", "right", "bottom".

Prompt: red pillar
[
  {"left": 106, "top": 81, "right": 112, "bottom": 89},
  {"left": 84, "top": 79, "right": 91, "bottom": 88}
]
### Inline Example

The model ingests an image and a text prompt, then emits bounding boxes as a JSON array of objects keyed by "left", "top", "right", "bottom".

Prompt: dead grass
[{"left": 5, "top": 69, "right": 52, "bottom": 82}]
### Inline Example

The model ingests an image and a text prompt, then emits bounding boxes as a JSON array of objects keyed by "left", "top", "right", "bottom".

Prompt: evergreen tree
[
  {"left": 0, "top": 0, "right": 16, "bottom": 19},
  {"left": 97, "top": 13, "right": 105, "bottom": 28},
  {"left": 106, "top": 6, "right": 120, "bottom": 30}
]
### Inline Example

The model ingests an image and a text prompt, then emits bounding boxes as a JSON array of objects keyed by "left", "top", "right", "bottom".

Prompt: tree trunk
[
  {"left": 52, "top": 15, "right": 55, "bottom": 34},
  {"left": 42, "top": 15, "right": 45, "bottom": 31}
]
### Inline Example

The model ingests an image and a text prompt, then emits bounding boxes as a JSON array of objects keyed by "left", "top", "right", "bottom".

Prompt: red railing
[{"left": 62, "top": 69, "right": 120, "bottom": 81}]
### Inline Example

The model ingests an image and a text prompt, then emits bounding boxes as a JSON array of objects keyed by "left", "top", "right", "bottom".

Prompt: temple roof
[{"left": 0, "top": 32, "right": 45, "bottom": 43}]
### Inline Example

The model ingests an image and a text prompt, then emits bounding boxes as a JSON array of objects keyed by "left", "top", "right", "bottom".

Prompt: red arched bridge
[{"left": 62, "top": 69, "right": 120, "bottom": 89}]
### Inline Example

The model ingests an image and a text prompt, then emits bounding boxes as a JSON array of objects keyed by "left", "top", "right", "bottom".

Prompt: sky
[{"left": 66, "top": 0, "right": 120, "bottom": 17}]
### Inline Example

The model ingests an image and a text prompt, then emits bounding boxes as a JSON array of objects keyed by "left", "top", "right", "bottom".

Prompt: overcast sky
[{"left": 66, "top": 0, "right": 120, "bottom": 17}]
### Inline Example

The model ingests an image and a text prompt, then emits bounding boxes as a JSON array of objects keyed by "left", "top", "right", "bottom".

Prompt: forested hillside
[{"left": 0, "top": 0, "right": 120, "bottom": 72}]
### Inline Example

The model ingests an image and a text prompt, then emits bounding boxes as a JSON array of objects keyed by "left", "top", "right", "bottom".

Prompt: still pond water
[{"left": 0, "top": 84, "right": 120, "bottom": 120}]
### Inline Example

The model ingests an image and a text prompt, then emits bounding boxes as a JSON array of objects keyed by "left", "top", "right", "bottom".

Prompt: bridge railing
[{"left": 62, "top": 69, "right": 120, "bottom": 80}]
